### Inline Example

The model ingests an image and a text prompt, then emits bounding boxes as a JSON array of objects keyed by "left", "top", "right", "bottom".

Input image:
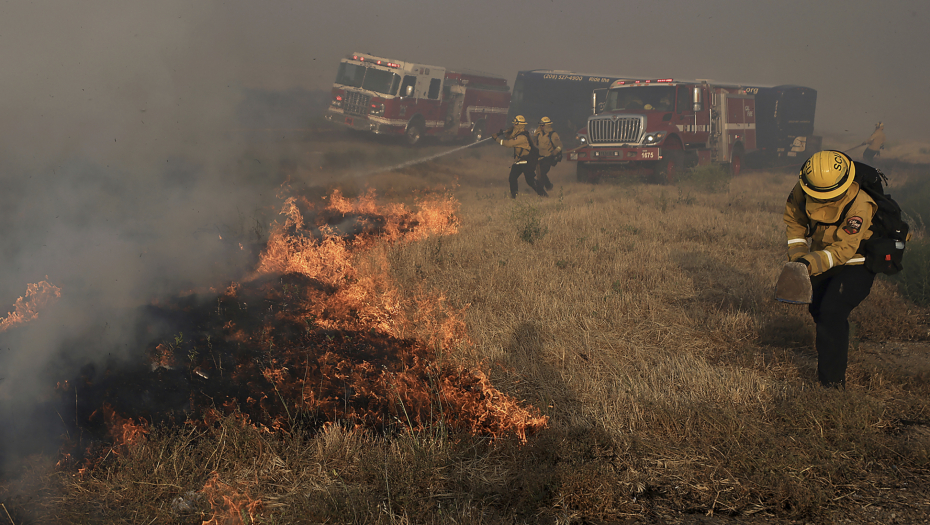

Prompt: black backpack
[
  {"left": 848, "top": 162, "right": 910, "bottom": 274},
  {"left": 517, "top": 130, "right": 540, "bottom": 167}
]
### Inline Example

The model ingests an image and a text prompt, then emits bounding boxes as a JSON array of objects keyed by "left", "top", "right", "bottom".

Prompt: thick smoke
[{"left": 0, "top": 3, "right": 295, "bottom": 466}]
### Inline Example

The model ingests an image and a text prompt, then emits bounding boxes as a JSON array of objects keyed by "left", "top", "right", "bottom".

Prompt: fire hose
[{"left": 365, "top": 136, "right": 495, "bottom": 176}]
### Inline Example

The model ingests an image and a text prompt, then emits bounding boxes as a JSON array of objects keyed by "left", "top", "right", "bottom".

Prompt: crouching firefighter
[
  {"left": 494, "top": 115, "right": 547, "bottom": 198},
  {"left": 534, "top": 116, "right": 562, "bottom": 191},
  {"left": 783, "top": 150, "right": 878, "bottom": 388}
]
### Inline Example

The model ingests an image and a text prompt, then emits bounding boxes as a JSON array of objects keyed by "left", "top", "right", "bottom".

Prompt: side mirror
[
  {"left": 405, "top": 85, "right": 414, "bottom": 97},
  {"left": 592, "top": 88, "right": 607, "bottom": 115},
  {"left": 692, "top": 86, "right": 703, "bottom": 112}
]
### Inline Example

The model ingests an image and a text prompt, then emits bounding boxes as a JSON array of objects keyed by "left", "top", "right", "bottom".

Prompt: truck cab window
[
  {"left": 676, "top": 86, "right": 690, "bottom": 113},
  {"left": 428, "top": 78, "right": 442, "bottom": 100},
  {"left": 400, "top": 76, "right": 416, "bottom": 98}
]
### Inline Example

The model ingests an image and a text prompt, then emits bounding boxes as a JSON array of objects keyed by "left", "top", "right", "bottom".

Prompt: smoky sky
[{"left": 2, "top": 0, "right": 929, "bottom": 158}]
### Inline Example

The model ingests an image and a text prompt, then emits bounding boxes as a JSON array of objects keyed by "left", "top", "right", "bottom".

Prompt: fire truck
[
  {"left": 325, "top": 52, "right": 511, "bottom": 145},
  {"left": 569, "top": 79, "right": 759, "bottom": 183},
  {"left": 507, "top": 70, "right": 648, "bottom": 142},
  {"left": 750, "top": 85, "right": 821, "bottom": 167}
]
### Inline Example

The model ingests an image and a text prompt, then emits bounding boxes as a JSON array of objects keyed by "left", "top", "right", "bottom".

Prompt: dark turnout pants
[
  {"left": 808, "top": 264, "right": 875, "bottom": 388},
  {"left": 509, "top": 162, "right": 542, "bottom": 198},
  {"left": 537, "top": 156, "right": 556, "bottom": 190}
]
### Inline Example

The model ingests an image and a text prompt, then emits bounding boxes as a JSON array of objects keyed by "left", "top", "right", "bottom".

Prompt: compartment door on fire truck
[
  {"left": 414, "top": 66, "right": 445, "bottom": 126},
  {"left": 444, "top": 84, "right": 466, "bottom": 130},
  {"left": 724, "top": 93, "right": 755, "bottom": 159},
  {"left": 675, "top": 85, "right": 709, "bottom": 148}
]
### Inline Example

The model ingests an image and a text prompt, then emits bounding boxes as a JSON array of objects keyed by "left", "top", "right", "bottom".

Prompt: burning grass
[
  {"left": 3, "top": 146, "right": 930, "bottom": 524},
  {"left": 0, "top": 280, "right": 61, "bottom": 333},
  {"left": 23, "top": 186, "right": 547, "bottom": 523}
]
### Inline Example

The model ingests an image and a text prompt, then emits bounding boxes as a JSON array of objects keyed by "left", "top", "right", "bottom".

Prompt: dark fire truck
[
  {"left": 568, "top": 79, "right": 821, "bottom": 183},
  {"left": 750, "top": 85, "right": 821, "bottom": 167},
  {"left": 325, "top": 52, "right": 511, "bottom": 145},
  {"left": 507, "top": 70, "right": 646, "bottom": 143}
]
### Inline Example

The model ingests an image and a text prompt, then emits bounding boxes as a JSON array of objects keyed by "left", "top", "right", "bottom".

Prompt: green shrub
[
  {"left": 678, "top": 164, "right": 731, "bottom": 193},
  {"left": 891, "top": 167, "right": 930, "bottom": 230},
  {"left": 893, "top": 238, "right": 930, "bottom": 306},
  {"left": 510, "top": 203, "right": 548, "bottom": 244}
]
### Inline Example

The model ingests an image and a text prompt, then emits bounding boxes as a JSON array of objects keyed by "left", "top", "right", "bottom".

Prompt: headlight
[
  {"left": 642, "top": 131, "right": 666, "bottom": 145},
  {"left": 369, "top": 103, "right": 385, "bottom": 116},
  {"left": 576, "top": 134, "right": 588, "bottom": 145},
  {"left": 331, "top": 95, "right": 343, "bottom": 108}
]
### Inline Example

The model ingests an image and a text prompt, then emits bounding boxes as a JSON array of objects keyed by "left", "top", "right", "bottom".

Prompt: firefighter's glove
[
  {"left": 789, "top": 256, "right": 811, "bottom": 274},
  {"left": 554, "top": 151, "right": 563, "bottom": 163}
]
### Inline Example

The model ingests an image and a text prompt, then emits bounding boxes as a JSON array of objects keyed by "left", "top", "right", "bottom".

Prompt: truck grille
[
  {"left": 587, "top": 116, "right": 643, "bottom": 144},
  {"left": 344, "top": 91, "right": 371, "bottom": 116}
]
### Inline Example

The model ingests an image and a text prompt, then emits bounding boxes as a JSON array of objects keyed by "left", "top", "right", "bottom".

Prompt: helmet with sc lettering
[
  {"left": 538, "top": 116, "right": 553, "bottom": 126},
  {"left": 799, "top": 150, "right": 856, "bottom": 200},
  {"left": 512, "top": 115, "right": 527, "bottom": 126}
]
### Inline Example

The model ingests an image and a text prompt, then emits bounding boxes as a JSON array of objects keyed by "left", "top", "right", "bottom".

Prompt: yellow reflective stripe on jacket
[
  {"left": 783, "top": 181, "right": 877, "bottom": 276},
  {"left": 500, "top": 132, "right": 533, "bottom": 161}
]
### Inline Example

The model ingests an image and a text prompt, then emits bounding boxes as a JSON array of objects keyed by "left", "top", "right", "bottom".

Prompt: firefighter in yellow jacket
[
  {"left": 494, "top": 115, "right": 547, "bottom": 198},
  {"left": 534, "top": 117, "right": 562, "bottom": 191},
  {"left": 861, "top": 122, "right": 885, "bottom": 163},
  {"left": 784, "top": 150, "right": 878, "bottom": 388}
]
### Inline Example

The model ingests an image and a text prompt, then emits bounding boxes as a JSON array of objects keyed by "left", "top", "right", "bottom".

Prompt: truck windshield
[
  {"left": 335, "top": 62, "right": 401, "bottom": 95},
  {"left": 362, "top": 68, "right": 401, "bottom": 95},
  {"left": 335, "top": 62, "right": 366, "bottom": 88},
  {"left": 604, "top": 86, "right": 675, "bottom": 112}
]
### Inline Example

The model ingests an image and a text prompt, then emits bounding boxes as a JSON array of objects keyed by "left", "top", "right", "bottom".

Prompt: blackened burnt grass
[{"left": 3, "top": 148, "right": 929, "bottom": 524}]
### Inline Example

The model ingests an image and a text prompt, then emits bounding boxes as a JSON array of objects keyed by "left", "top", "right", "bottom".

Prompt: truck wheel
[
  {"left": 405, "top": 121, "right": 424, "bottom": 146},
  {"left": 471, "top": 122, "right": 485, "bottom": 143},
  {"left": 653, "top": 150, "right": 683, "bottom": 184}
]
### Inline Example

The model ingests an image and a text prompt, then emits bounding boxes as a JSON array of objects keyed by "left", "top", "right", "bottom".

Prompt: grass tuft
[{"left": 509, "top": 203, "right": 548, "bottom": 244}]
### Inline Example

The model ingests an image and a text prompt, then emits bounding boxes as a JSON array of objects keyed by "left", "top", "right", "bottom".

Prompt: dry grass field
[{"left": 2, "top": 134, "right": 929, "bottom": 524}]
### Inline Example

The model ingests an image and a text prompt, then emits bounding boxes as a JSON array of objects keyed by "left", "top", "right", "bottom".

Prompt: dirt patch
[{"left": 857, "top": 340, "right": 930, "bottom": 378}]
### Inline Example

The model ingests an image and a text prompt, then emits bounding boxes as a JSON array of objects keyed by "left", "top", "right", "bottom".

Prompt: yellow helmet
[
  {"left": 539, "top": 116, "right": 552, "bottom": 126},
  {"left": 799, "top": 151, "right": 856, "bottom": 200},
  {"left": 512, "top": 115, "right": 527, "bottom": 126}
]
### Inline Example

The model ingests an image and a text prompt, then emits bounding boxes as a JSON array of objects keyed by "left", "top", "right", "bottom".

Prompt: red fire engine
[
  {"left": 568, "top": 79, "right": 757, "bottom": 183},
  {"left": 325, "top": 52, "right": 512, "bottom": 145}
]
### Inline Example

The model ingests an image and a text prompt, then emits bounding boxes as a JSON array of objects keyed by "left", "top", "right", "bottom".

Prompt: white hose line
[{"left": 361, "top": 136, "right": 495, "bottom": 176}]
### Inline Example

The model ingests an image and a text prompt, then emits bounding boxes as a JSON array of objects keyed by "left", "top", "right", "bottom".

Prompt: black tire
[
  {"left": 652, "top": 150, "right": 684, "bottom": 184},
  {"left": 405, "top": 120, "right": 424, "bottom": 146},
  {"left": 471, "top": 121, "right": 485, "bottom": 143}
]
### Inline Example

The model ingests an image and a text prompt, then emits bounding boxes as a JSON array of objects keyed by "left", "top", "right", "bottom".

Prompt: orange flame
[
  {"left": 150, "top": 342, "right": 176, "bottom": 370},
  {"left": 98, "top": 404, "right": 148, "bottom": 451},
  {"left": 200, "top": 471, "right": 262, "bottom": 525},
  {"left": 209, "top": 189, "right": 546, "bottom": 440},
  {"left": 67, "top": 188, "right": 544, "bottom": 476},
  {"left": 0, "top": 280, "right": 61, "bottom": 333}
]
